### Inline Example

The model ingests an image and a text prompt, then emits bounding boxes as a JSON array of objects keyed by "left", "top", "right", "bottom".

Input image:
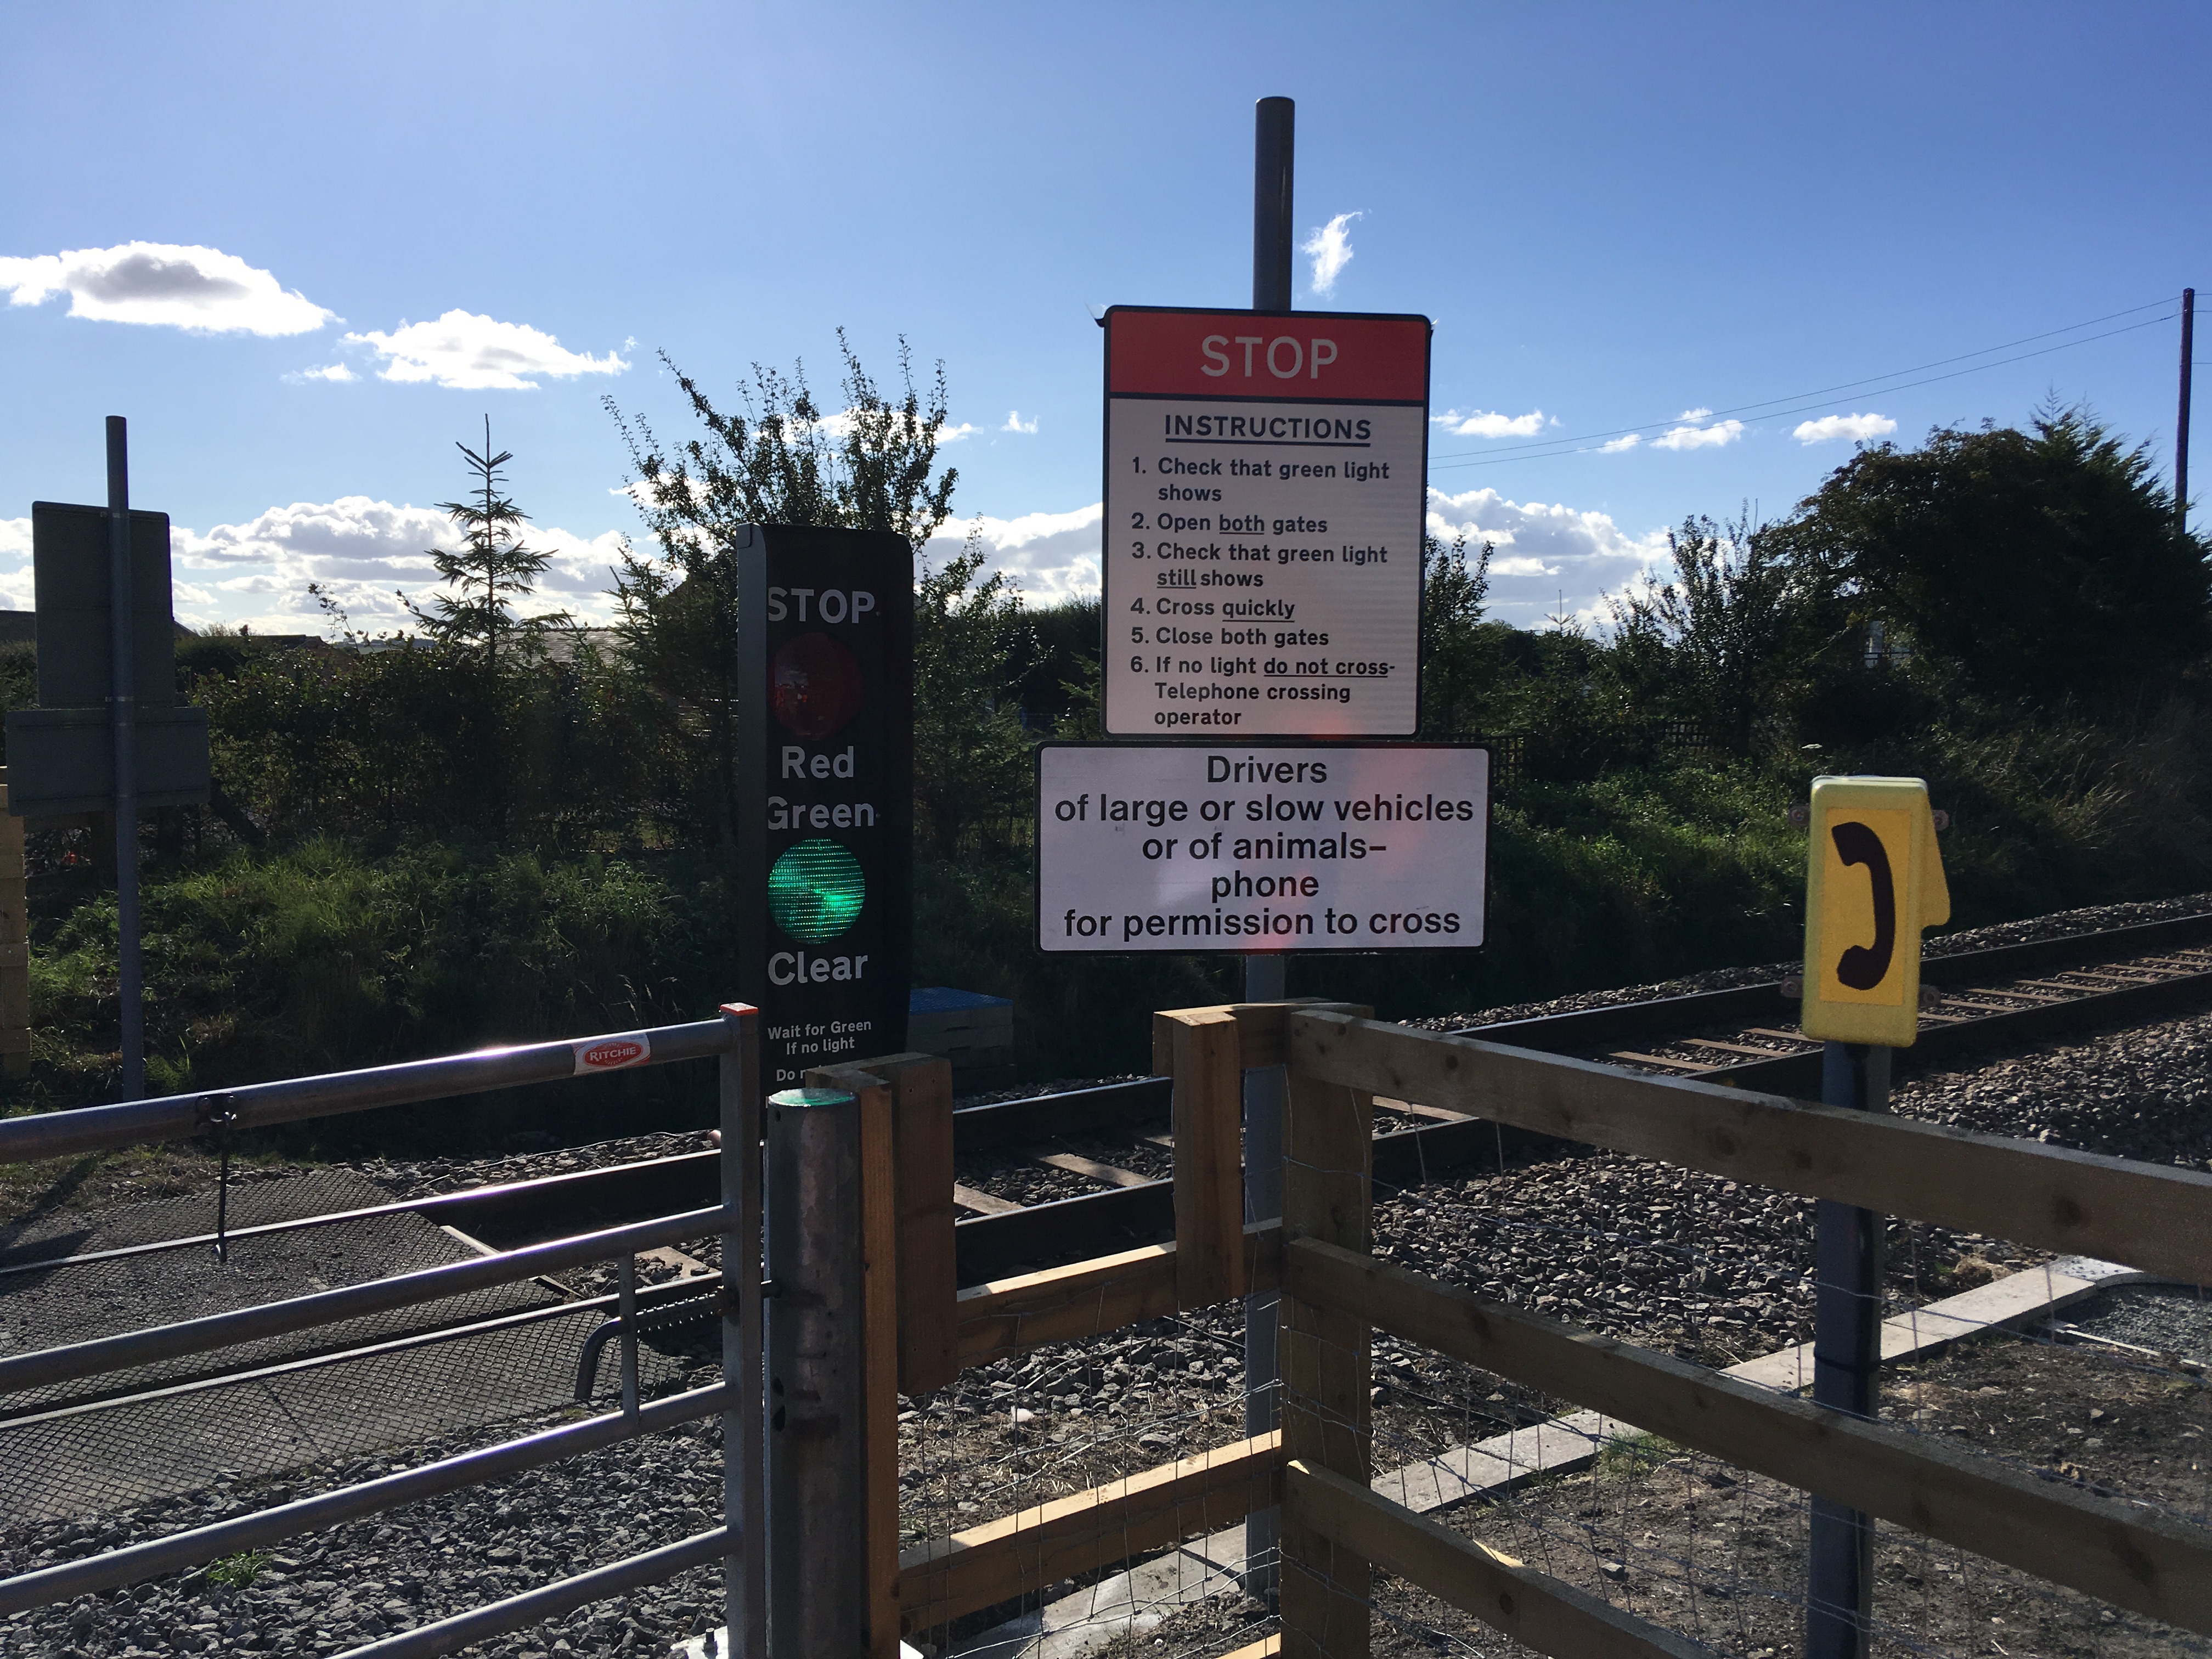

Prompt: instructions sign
[
  {"left": 1037, "top": 742, "right": 1486, "bottom": 953},
  {"left": 1799, "top": 775, "right": 1950, "bottom": 1047},
  {"left": 1101, "top": 306, "right": 1430, "bottom": 737}
]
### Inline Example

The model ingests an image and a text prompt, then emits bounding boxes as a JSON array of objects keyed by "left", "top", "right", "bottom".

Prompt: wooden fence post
[
  {"left": 850, "top": 1051, "right": 958, "bottom": 1396},
  {"left": 810, "top": 1062, "right": 905, "bottom": 1659},
  {"left": 1155, "top": 1008, "right": 1246, "bottom": 1310},
  {"left": 1279, "top": 1054, "right": 1373, "bottom": 1659}
]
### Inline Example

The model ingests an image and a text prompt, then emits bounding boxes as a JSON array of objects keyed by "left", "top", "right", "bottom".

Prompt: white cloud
[
  {"left": 344, "top": 309, "right": 630, "bottom": 391},
  {"left": 1793, "top": 411, "right": 1897, "bottom": 445},
  {"left": 1599, "top": 433, "right": 1642, "bottom": 453},
  {"left": 936, "top": 421, "right": 982, "bottom": 444},
  {"left": 1677, "top": 408, "right": 1712, "bottom": 422},
  {"left": 162, "top": 496, "right": 629, "bottom": 633},
  {"left": 1426, "top": 485, "right": 1670, "bottom": 629},
  {"left": 0, "top": 517, "right": 31, "bottom": 611},
  {"left": 1432, "top": 408, "right": 1546, "bottom": 439},
  {"left": 292, "top": 363, "right": 356, "bottom": 383},
  {"left": 1651, "top": 417, "right": 1745, "bottom": 451},
  {"left": 0, "top": 241, "right": 334, "bottom": 335},
  {"left": 1301, "top": 212, "right": 1362, "bottom": 297},
  {"left": 924, "top": 504, "right": 1101, "bottom": 606},
  {"left": 1002, "top": 410, "right": 1039, "bottom": 435}
]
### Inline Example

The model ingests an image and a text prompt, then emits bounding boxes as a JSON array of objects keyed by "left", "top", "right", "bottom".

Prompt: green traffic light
[{"left": 768, "top": 838, "right": 867, "bottom": 941}]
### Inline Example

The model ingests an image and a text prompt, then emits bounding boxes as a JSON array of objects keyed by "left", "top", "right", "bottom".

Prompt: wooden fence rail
[
  {"left": 1274, "top": 1012, "right": 2212, "bottom": 1659},
  {"left": 1288, "top": 1010, "right": 2212, "bottom": 1285},
  {"left": 871, "top": 1006, "right": 2212, "bottom": 1659},
  {"left": 1289, "top": 1235, "right": 2212, "bottom": 1635}
]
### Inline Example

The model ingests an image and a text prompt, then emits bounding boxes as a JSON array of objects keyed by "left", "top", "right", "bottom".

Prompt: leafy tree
[
  {"left": 403, "top": 420, "right": 568, "bottom": 664},
  {"left": 1417, "top": 532, "right": 1498, "bottom": 739},
  {"left": 1609, "top": 510, "right": 1832, "bottom": 751},
  {"left": 1764, "top": 406, "right": 2209, "bottom": 704},
  {"left": 604, "top": 334, "right": 967, "bottom": 844},
  {"left": 913, "top": 547, "right": 1035, "bottom": 858}
]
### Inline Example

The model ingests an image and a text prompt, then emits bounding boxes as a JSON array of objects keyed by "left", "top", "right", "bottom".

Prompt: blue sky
[{"left": 1, "top": 2, "right": 2204, "bottom": 634}]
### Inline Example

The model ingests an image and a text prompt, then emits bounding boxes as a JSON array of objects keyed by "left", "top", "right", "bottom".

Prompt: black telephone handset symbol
[{"left": 1830, "top": 821, "right": 1896, "bottom": 991}]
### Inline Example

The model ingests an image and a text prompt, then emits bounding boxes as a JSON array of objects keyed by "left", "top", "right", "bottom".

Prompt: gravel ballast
[{"left": 7, "top": 892, "right": 2212, "bottom": 1656}]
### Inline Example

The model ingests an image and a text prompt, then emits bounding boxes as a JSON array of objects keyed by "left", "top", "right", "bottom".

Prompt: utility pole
[
  {"left": 2179, "top": 287, "right": 2194, "bottom": 535},
  {"left": 1242, "top": 93, "right": 1295, "bottom": 1601}
]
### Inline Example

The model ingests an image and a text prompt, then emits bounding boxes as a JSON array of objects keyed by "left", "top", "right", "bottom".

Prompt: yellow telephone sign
[{"left": 1799, "top": 776, "right": 1950, "bottom": 1046}]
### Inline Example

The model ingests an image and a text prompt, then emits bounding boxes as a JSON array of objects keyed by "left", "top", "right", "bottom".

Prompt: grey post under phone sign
[
  {"left": 106, "top": 418, "right": 144, "bottom": 1102},
  {"left": 1805, "top": 1040, "right": 1890, "bottom": 1659}
]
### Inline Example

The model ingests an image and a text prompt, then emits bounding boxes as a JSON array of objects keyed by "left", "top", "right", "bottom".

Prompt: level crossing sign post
[
  {"left": 733, "top": 524, "right": 914, "bottom": 1101},
  {"left": 1797, "top": 775, "right": 1950, "bottom": 1659},
  {"left": 3, "top": 420, "right": 211, "bottom": 1101}
]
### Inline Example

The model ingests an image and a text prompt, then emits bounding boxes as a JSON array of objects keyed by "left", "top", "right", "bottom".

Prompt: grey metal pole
[
  {"left": 722, "top": 1005, "right": 766, "bottom": 1659},
  {"left": 1805, "top": 1040, "right": 1890, "bottom": 1659},
  {"left": 765, "top": 1083, "right": 864, "bottom": 1659},
  {"left": 1242, "top": 94, "right": 1296, "bottom": 1601},
  {"left": 104, "top": 417, "right": 143, "bottom": 1102},
  {"left": 2179, "top": 287, "right": 2194, "bottom": 535},
  {"left": 1254, "top": 98, "right": 1295, "bottom": 312}
]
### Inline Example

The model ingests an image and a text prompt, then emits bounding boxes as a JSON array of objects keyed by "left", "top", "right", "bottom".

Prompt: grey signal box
[{"left": 4, "top": 501, "right": 211, "bottom": 817}]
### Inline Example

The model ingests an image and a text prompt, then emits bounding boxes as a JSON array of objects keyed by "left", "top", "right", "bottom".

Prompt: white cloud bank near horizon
[
  {"left": 0, "top": 501, "right": 630, "bottom": 636},
  {"left": 0, "top": 478, "right": 1678, "bottom": 639},
  {"left": 0, "top": 241, "right": 335, "bottom": 335},
  {"left": 931, "top": 485, "right": 1674, "bottom": 630}
]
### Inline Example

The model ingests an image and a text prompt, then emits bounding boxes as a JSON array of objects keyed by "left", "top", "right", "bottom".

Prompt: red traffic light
[{"left": 772, "top": 631, "right": 864, "bottom": 738}]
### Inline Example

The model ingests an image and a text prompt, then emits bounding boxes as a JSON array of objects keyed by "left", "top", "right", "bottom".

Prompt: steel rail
[
  {"left": 1450, "top": 911, "right": 2212, "bottom": 1052},
  {"left": 0, "top": 1018, "right": 733, "bottom": 1165},
  {"left": 0, "top": 1383, "right": 729, "bottom": 1612},
  {"left": 0, "top": 1205, "right": 730, "bottom": 1396},
  {"left": 338, "top": 1526, "right": 732, "bottom": 1659}
]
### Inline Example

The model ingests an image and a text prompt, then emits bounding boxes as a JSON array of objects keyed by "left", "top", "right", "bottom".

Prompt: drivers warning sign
[{"left": 1101, "top": 306, "right": 1430, "bottom": 737}]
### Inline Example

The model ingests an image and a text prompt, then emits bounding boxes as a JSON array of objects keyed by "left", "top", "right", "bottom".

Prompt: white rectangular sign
[
  {"left": 1101, "top": 306, "right": 1430, "bottom": 737},
  {"left": 1037, "top": 743, "right": 1487, "bottom": 953}
]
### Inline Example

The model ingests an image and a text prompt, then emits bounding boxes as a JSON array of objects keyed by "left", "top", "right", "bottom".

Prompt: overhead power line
[{"left": 1426, "top": 298, "right": 2180, "bottom": 475}]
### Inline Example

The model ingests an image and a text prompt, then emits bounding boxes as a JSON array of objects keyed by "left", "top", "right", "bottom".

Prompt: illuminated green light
[{"left": 768, "top": 838, "right": 866, "bottom": 941}]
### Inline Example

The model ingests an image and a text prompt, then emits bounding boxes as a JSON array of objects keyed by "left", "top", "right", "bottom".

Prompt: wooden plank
[
  {"left": 1289, "top": 1237, "right": 2212, "bottom": 1635},
  {"left": 1152, "top": 998, "right": 1372, "bottom": 1071},
  {"left": 953, "top": 1224, "right": 1283, "bottom": 1370},
  {"left": 1288, "top": 1460, "right": 1712, "bottom": 1659},
  {"left": 1031, "top": 1149, "right": 1154, "bottom": 1188},
  {"left": 1288, "top": 1011, "right": 2212, "bottom": 1285},
  {"left": 1160, "top": 1008, "right": 1246, "bottom": 1309},
  {"left": 812, "top": 1064, "right": 904, "bottom": 1657},
  {"left": 952, "top": 1184, "right": 1020, "bottom": 1216},
  {"left": 1606, "top": 1051, "right": 1717, "bottom": 1072},
  {"left": 1219, "top": 1638, "right": 1281, "bottom": 1659},
  {"left": 896, "top": 1432, "right": 1283, "bottom": 1633},
  {"left": 852, "top": 1052, "right": 959, "bottom": 1397},
  {"left": 1280, "top": 1059, "right": 1373, "bottom": 1659}
]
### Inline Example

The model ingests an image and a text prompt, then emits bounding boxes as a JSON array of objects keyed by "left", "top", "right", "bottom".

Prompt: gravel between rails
[{"left": 11, "top": 893, "right": 2212, "bottom": 1657}]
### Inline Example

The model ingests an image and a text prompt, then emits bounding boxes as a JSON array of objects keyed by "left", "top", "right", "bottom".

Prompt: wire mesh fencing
[{"left": 1268, "top": 1139, "right": 2212, "bottom": 1659}]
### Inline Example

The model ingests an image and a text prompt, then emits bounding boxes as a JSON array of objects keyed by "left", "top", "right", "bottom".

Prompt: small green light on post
[{"left": 768, "top": 838, "right": 866, "bottom": 941}]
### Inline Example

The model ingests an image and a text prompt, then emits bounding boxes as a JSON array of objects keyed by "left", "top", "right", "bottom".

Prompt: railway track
[
  {"left": 263, "top": 910, "right": 2212, "bottom": 1284},
  {"left": 5, "top": 907, "right": 2207, "bottom": 1521}
]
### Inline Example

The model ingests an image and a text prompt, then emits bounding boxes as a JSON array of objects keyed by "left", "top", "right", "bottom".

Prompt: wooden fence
[{"left": 811, "top": 1001, "right": 2212, "bottom": 1659}]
